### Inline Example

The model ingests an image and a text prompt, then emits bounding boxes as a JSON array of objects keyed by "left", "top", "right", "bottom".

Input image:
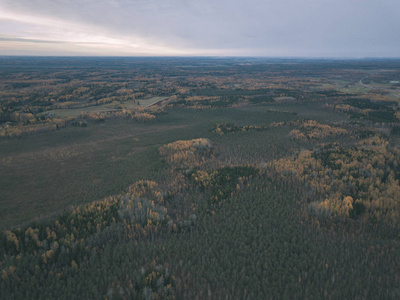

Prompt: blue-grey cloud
[
  {"left": 0, "top": 0, "right": 399, "bottom": 56},
  {"left": 0, "top": 36, "right": 67, "bottom": 44}
]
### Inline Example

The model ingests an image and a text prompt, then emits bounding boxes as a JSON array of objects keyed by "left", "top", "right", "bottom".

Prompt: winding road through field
[
  {"left": 359, "top": 77, "right": 374, "bottom": 90},
  {"left": 359, "top": 76, "right": 400, "bottom": 98}
]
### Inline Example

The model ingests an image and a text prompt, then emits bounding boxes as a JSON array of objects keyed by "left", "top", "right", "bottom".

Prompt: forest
[{"left": 1, "top": 57, "right": 400, "bottom": 299}]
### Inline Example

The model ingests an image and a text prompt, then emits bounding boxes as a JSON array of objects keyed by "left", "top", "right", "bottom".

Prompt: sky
[{"left": 0, "top": 0, "right": 399, "bottom": 57}]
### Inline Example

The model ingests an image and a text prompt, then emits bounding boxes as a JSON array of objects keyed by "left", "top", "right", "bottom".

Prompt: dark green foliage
[
  {"left": 172, "top": 96, "right": 240, "bottom": 108},
  {"left": 345, "top": 98, "right": 394, "bottom": 110},
  {"left": 315, "top": 90, "right": 353, "bottom": 97},
  {"left": 391, "top": 125, "right": 400, "bottom": 135},
  {"left": 248, "top": 95, "right": 275, "bottom": 104},
  {"left": 3, "top": 176, "right": 399, "bottom": 299},
  {"left": 367, "top": 110, "right": 397, "bottom": 122},
  {"left": 212, "top": 122, "right": 241, "bottom": 134},
  {"left": 350, "top": 202, "right": 366, "bottom": 219},
  {"left": 357, "top": 129, "right": 376, "bottom": 139},
  {"left": 312, "top": 143, "right": 356, "bottom": 170},
  {"left": 191, "top": 166, "right": 257, "bottom": 207},
  {"left": 193, "top": 88, "right": 271, "bottom": 97},
  {"left": 70, "top": 120, "right": 87, "bottom": 127}
]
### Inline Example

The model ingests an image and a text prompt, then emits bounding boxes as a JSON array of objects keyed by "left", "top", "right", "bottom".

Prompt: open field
[
  {"left": 38, "top": 105, "right": 122, "bottom": 118},
  {"left": 139, "top": 96, "right": 170, "bottom": 107},
  {"left": 36, "top": 96, "right": 169, "bottom": 119},
  {"left": 0, "top": 103, "right": 344, "bottom": 228}
]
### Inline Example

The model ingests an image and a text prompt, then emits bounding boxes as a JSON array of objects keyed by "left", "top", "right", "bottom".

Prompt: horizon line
[{"left": 1, "top": 55, "right": 400, "bottom": 60}]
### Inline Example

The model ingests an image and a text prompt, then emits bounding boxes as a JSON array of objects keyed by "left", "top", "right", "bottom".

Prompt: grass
[
  {"left": 39, "top": 105, "right": 121, "bottom": 118},
  {"left": 137, "top": 96, "right": 169, "bottom": 108},
  {"left": 121, "top": 96, "right": 169, "bottom": 109},
  {"left": 0, "top": 122, "right": 169, "bottom": 228},
  {"left": 38, "top": 96, "right": 169, "bottom": 119},
  {"left": 0, "top": 103, "right": 346, "bottom": 229}
]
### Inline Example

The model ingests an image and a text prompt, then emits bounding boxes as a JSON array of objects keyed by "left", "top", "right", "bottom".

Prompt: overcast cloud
[{"left": 0, "top": 0, "right": 399, "bottom": 56}]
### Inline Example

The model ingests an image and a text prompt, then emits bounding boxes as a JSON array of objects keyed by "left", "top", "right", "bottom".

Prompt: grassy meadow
[{"left": 0, "top": 103, "right": 345, "bottom": 228}]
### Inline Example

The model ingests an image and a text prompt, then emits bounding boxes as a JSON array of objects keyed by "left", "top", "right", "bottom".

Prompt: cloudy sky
[{"left": 0, "top": 0, "right": 399, "bottom": 57}]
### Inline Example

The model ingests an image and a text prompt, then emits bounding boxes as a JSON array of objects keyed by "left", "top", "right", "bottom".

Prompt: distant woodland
[{"left": 1, "top": 57, "right": 400, "bottom": 299}]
